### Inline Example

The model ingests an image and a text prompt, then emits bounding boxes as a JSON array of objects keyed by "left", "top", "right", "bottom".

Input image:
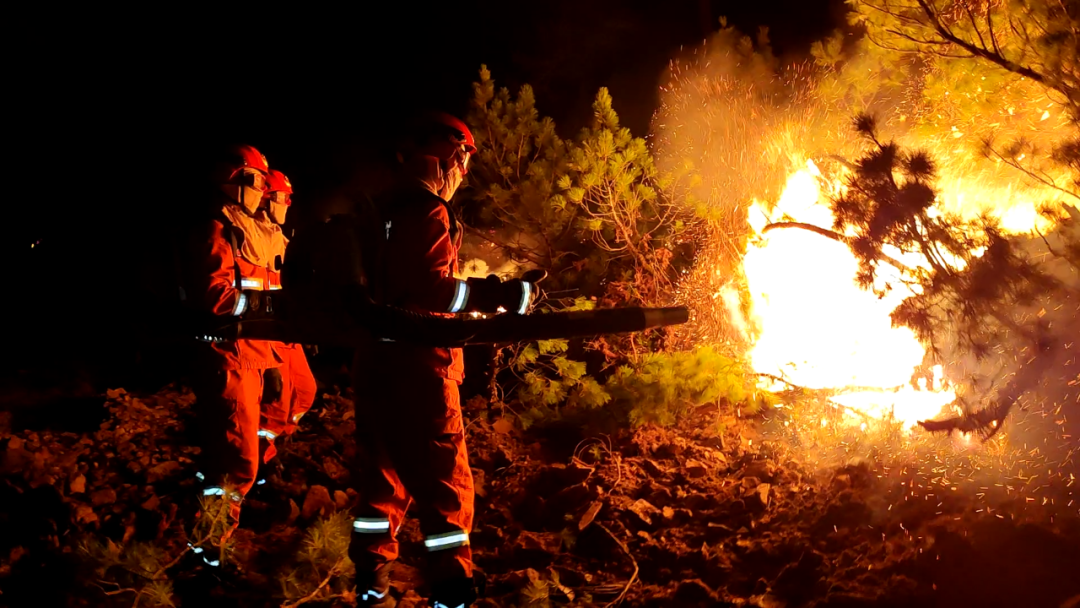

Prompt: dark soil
[{"left": 1, "top": 384, "right": 1078, "bottom": 608}]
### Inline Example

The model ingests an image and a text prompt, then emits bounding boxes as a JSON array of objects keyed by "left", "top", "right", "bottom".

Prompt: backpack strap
[{"left": 215, "top": 210, "right": 245, "bottom": 292}]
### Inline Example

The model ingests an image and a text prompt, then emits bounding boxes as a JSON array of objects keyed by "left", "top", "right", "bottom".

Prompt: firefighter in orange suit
[
  {"left": 257, "top": 169, "right": 317, "bottom": 462},
  {"left": 185, "top": 144, "right": 286, "bottom": 556},
  {"left": 350, "top": 112, "right": 543, "bottom": 608}
]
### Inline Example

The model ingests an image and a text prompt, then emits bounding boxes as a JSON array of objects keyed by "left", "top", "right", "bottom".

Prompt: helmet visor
[
  {"left": 268, "top": 190, "right": 292, "bottom": 206},
  {"left": 232, "top": 168, "right": 267, "bottom": 191}
]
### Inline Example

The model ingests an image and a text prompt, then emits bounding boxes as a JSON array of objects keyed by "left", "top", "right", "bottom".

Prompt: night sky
[{"left": 6, "top": 1, "right": 843, "bottom": 386}]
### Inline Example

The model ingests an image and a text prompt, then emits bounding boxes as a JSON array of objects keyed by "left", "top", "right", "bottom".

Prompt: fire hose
[
  {"left": 207, "top": 290, "right": 689, "bottom": 347},
  {"left": 197, "top": 213, "right": 689, "bottom": 346}
]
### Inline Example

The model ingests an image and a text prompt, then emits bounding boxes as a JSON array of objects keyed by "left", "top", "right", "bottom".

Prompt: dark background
[{"left": 4, "top": 1, "right": 844, "bottom": 394}]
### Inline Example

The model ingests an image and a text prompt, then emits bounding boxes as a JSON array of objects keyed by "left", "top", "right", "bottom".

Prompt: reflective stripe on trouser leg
[
  {"left": 424, "top": 529, "right": 470, "bottom": 551},
  {"left": 353, "top": 517, "right": 392, "bottom": 533},
  {"left": 362, "top": 589, "right": 388, "bottom": 602},
  {"left": 433, "top": 603, "right": 465, "bottom": 608}
]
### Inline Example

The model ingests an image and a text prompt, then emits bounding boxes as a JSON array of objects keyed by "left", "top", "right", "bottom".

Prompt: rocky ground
[{"left": 2, "top": 382, "right": 1080, "bottom": 608}]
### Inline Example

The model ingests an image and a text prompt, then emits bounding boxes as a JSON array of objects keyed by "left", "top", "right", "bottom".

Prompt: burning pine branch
[{"left": 827, "top": 114, "right": 1075, "bottom": 437}]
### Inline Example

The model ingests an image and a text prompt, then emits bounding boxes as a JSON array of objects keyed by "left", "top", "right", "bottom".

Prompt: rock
[
  {"left": 662, "top": 506, "right": 676, "bottom": 520},
  {"left": 141, "top": 494, "right": 160, "bottom": 511},
  {"left": 323, "top": 457, "right": 349, "bottom": 482},
  {"left": 492, "top": 417, "right": 514, "bottom": 434},
  {"left": 755, "top": 483, "right": 771, "bottom": 507},
  {"left": 685, "top": 493, "right": 713, "bottom": 510},
  {"left": 774, "top": 550, "right": 825, "bottom": 604},
  {"left": 334, "top": 490, "right": 350, "bottom": 510},
  {"left": 741, "top": 476, "right": 761, "bottom": 489},
  {"left": 654, "top": 441, "right": 686, "bottom": 460},
  {"left": 578, "top": 499, "right": 604, "bottom": 531},
  {"left": 7, "top": 437, "right": 24, "bottom": 451},
  {"left": 75, "top": 504, "right": 98, "bottom": 524},
  {"left": 674, "top": 579, "right": 717, "bottom": 604},
  {"left": 641, "top": 459, "right": 668, "bottom": 477},
  {"left": 147, "top": 460, "right": 181, "bottom": 482},
  {"left": 627, "top": 498, "right": 660, "bottom": 525},
  {"left": 286, "top": 499, "right": 300, "bottom": 525},
  {"left": 536, "top": 463, "right": 592, "bottom": 491},
  {"left": 743, "top": 460, "right": 774, "bottom": 481},
  {"left": 547, "top": 482, "right": 593, "bottom": 518},
  {"left": 301, "top": 485, "right": 335, "bottom": 519},
  {"left": 648, "top": 485, "right": 673, "bottom": 506},
  {"left": 517, "top": 531, "right": 561, "bottom": 554},
  {"left": 684, "top": 459, "right": 709, "bottom": 478},
  {"left": 69, "top": 474, "right": 86, "bottom": 494},
  {"left": 91, "top": 488, "right": 117, "bottom": 506}
]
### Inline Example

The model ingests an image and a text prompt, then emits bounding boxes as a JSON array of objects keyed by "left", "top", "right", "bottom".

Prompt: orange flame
[{"left": 744, "top": 161, "right": 956, "bottom": 428}]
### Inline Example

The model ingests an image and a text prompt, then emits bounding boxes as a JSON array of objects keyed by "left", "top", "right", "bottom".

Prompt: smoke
[{"left": 652, "top": 24, "right": 1080, "bottom": 477}]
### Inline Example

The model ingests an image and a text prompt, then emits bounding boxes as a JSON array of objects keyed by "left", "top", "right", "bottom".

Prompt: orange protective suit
[
  {"left": 257, "top": 239, "right": 317, "bottom": 461},
  {"left": 187, "top": 210, "right": 284, "bottom": 498},
  {"left": 349, "top": 184, "right": 474, "bottom": 585}
]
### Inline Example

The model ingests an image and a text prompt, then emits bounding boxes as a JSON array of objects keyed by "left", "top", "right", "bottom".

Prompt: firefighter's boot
[
  {"left": 190, "top": 489, "right": 242, "bottom": 567},
  {"left": 358, "top": 562, "right": 396, "bottom": 608}
]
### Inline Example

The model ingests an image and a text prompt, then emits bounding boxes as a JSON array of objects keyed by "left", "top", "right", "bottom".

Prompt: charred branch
[{"left": 761, "top": 222, "right": 917, "bottom": 274}]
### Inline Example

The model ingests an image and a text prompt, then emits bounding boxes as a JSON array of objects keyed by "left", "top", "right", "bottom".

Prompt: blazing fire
[
  {"left": 743, "top": 161, "right": 956, "bottom": 429},
  {"left": 651, "top": 24, "right": 1076, "bottom": 440}
]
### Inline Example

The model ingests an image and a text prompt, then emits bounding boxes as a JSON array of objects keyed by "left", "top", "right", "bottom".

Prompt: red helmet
[
  {"left": 215, "top": 144, "right": 270, "bottom": 188},
  {"left": 265, "top": 169, "right": 293, "bottom": 206},
  {"left": 405, "top": 111, "right": 476, "bottom": 161}
]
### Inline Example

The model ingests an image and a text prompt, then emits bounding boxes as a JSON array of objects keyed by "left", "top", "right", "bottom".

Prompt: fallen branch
[
  {"left": 281, "top": 564, "right": 345, "bottom": 608},
  {"left": 597, "top": 523, "right": 639, "bottom": 607}
]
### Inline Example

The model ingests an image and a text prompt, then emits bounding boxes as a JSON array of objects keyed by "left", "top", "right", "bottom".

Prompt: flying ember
[{"left": 743, "top": 161, "right": 956, "bottom": 428}]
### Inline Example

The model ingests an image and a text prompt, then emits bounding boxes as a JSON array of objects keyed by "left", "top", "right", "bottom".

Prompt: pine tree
[
  {"left": 463, "top": 66, "right": 761, "bottom": 428},
  {"left": 818, "top": 0, "right": 1080, "bottom": 204},
  {"left": 832, "top": 116, "right": 1079, "bottom": 436}
]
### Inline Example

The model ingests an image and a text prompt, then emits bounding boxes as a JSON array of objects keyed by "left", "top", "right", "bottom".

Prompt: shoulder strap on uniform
[{"left": 216, "top": 211, "right": 245, "bottom": 291}]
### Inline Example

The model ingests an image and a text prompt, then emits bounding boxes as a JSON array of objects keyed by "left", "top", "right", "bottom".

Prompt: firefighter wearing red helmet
[
  {"left": 349, "top": 112, "right": 544, "bottom": 608},
  {"left": 183, "top": 144, "right": 286, "bottom": 557},
  {"left": 257, "top": 169, "right": 317, "bottom": 459}
]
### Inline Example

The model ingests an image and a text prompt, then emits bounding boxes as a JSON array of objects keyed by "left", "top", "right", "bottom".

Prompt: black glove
[{"left": 464, "top": 269, "right": 547, "bottom": 315}]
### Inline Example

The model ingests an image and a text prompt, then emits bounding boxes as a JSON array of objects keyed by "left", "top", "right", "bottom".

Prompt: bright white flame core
[{"left": 745, "top": 162, "right": 956, "bottom": 428}]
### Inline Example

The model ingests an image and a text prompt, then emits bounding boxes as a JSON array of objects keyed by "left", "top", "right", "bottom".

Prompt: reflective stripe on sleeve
[
  {"left": 432, "top": 602, "right": 465, "bottom": 608},
  {"left": 516, "top": 281, "right": 532, "bottom": 315},
  {"left": 232, "top": 293, "right": 248, "bottom": 316},
  {"left": 423, "top": 529, "right": 470, "bottom": 551},
  {"left": 447, "top": 279, "right": 470, "bottom": 313},
  {"left": 268, "top": 284, "right": 282, "bottom": 290},
  {"left": 352, "top": 517, "right": 391, "bottom": 533},
  {"left": 257, "top": 429, "right": 278, "bottom": 440},
  {"left": 238, "top": 277, "right": 263, "bottom": 289}
]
